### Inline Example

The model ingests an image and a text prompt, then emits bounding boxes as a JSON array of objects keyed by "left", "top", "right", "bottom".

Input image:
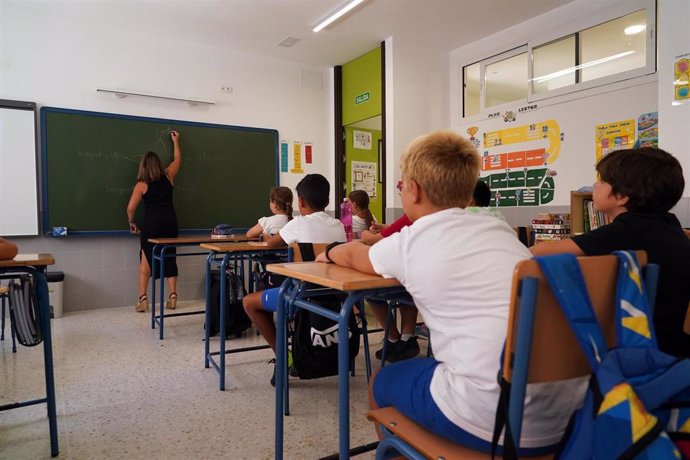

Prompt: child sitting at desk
[
  {"left": 243, "top": 174, "right": 346, "bottom": 385},
  {"left": 531, "top": 147, "right": 690, "bottom": 359},
  {"left": 348, "top": 190, "right": 376, "bottom": 238},
  {"left": 246, "top": 186, "right": 293, "bottom": 239},
  {"left": 317, "top": 131, "right": 584, "bottom": 454}
]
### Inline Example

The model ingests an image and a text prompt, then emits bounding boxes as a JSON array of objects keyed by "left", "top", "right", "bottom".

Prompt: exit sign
[{"left": 355, "top": 92, "right": 370, "bottom": 105}]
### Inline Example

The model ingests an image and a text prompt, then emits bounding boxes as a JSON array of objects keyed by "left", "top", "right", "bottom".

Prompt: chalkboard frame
[{"left": 40, "top": 107, "right": 279, "bottom": 236}]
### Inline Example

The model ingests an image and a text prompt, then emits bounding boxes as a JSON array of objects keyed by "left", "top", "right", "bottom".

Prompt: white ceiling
[{"left": 44, "top": 0, "right": 576, "bottom": 67}]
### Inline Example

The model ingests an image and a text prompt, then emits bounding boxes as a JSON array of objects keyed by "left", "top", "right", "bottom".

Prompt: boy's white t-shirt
[
  {"left": 258, "top": 214, "right": 289, "bottom": 235},
  {"left": 279, "top": 211, "right": 346, "bottom": 244},
  {"left": 368, "top": 208, "right": 587, "bottom": 447}
]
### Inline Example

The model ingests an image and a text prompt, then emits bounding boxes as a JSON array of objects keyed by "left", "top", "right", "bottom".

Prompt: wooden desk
[
  {"left": 0, "top": 253, "right": 59, "bottom": 457},
  {"left": 267, "top": 262, "right": 403, "bottom": 460},
  {"left": 200, "top": 242, "right": 288, "bottom": 391},
  {"left": 148, "top": 235, "right": 258, "bottom": 340}
]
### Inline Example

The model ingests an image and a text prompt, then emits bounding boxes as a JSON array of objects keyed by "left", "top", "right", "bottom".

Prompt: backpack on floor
[
  {"left": 291, "top": 296, "right": 360, "bottom": 379},
  {"left": 208, "top": 269, "right": 251, "bottom": 338},
  {"left": 289, "top": 242, "right": 360, "bottom": 380},
  {"left": 536, "top": 251, "right": 690, "bottom": 460},
  {"left": 8, "top": 275, "right": 43, "bottom": 347}
]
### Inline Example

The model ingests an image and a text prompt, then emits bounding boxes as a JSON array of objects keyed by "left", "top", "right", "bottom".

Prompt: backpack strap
[
  {"left": 535, "top": 254, "right": 608, "bottom": 370},
  {"left": 612, "top": 250, "right": 657, "bottom": 349}
]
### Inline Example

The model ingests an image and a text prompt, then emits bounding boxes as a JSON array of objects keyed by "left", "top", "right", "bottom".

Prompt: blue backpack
[{"left": 535, "top": 251, "right": 690, "bottom": 459}]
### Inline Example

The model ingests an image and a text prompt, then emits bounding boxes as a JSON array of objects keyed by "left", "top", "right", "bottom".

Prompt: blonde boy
[{"left": 317, "top": 131, "right": 583, "bottom": 454}]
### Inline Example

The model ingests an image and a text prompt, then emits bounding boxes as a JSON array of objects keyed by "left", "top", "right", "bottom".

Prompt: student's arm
[
  {"left": 246, "top": 222, "right": 263, "bottom": 238},
  {"left": 126, "top": 181, "right": 147, "bottom": 233},
  {"left": 368, "top": 223, "right": 387, "bottom": 234},
  {"left": 360, "top": 230, "right": 384, "bottom": 246},
  {"left": 0, "top": 238, "right": 18, "bottom": 260},
  {"left": 265, "top": 232, "right": 287, "bottom": 249},
  {"left": 165, "top": 131, "right": 181, "bottom": 182},
  {"left": 529, "top": 238, "right": 584, "bottom": 256},
  {"left": 315, "top": 242, "right": 375, "bottom": 274}
]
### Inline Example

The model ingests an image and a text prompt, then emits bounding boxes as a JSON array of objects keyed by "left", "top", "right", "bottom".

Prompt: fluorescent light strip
[
  {"left": 313, "top": 0, "right": 365, "bottom": 32},
  {"left": 533, "top": 51, "right": 635, "bottom": 83}
]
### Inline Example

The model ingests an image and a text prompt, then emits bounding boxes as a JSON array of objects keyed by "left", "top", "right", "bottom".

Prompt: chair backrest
[
  {"left": 502, "top": 251, "right": 648, "bottom": 384},
  {"left": 287, "top": 243, "right": 328, "bottom": 262}
]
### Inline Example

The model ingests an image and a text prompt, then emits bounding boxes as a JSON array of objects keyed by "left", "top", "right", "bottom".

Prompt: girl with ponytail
[{"left": 246, "top": 186, "right": 294, "bottom": 238}]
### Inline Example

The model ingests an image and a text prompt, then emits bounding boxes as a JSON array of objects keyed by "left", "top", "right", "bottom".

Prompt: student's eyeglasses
[{"left": 396, "top": 180, "right": 403, "bottom": 193}]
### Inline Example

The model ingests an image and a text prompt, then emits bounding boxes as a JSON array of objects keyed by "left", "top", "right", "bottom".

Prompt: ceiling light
[
  {"left": 624, "top": 24, "right": 646, "bottom": 35},
  {"left": 313, "top": 0, "right": 366, "bottom": 33}
]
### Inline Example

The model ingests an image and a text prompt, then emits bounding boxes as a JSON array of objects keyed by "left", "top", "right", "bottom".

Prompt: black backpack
[
  {"left": 208, "top": 269, "right": 251, "bottom": 338},
  {"left": 7, "top": 275, "right": 43, "bottom": 347},
  {"left": 289, "top": 242, "right": 360, "bottom": 380}
]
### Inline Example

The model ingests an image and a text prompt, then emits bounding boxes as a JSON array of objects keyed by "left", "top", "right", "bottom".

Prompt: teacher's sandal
[
  {"left": 136, "top": 294, "right": 148, "bottom": 313},
  {"left": 166, "top": 292, "right": 177, "bottom": 310}
]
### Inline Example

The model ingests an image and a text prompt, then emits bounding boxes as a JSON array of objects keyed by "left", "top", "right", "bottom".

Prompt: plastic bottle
[{"left": 339, "top": 198, "right": 353, "bottom": 242}]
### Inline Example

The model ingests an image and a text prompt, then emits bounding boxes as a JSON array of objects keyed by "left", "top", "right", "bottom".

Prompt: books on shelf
[
  {"left": 583, "top": 199, "right": 611, "bottom": 232},
  {"left": 532, "top": 213, "right": 571, "bottom": 244}
]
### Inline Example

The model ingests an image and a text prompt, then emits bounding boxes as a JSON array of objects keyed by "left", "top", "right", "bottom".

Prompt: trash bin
[{"left": 47, "top": 271, "right": 64, "bottom": 318}]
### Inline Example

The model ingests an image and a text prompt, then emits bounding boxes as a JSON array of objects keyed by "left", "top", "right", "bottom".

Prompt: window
[
  {"left": 461, "top": 1, "right": 654, "bottom": 118},
  {"left": 484, "top": 52, "right": 528, "bottom": 108},
  {"left": 463, "top": 63, "right": 480, "bottom": 117}
]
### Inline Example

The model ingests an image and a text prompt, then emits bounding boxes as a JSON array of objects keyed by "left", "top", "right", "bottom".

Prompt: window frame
[{"left": 479, "top": 45, "right": 528, "bottom": 113}]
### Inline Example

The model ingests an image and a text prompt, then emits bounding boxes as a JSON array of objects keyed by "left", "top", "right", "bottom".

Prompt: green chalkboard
[{"left": 41, "top": 107, "right": 278, "bottom": 234}]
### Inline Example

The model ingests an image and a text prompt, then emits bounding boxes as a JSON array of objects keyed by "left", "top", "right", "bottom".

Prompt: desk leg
[
  {"left": 151, "top": 244, "right": 159, "bottom": 330},
  {"left": 274, "top": 278, "right": 292, "bottom": 460},
  {"left": 158, "top": 246, "right": 168, "bottom": 340},
  {"left": 204, "top": 253, "right": 213, "bottom": 369},
  {"left": 35, "top": 269, "right": 59, "bottom": 457},
  {"left": 218, "top": 254, "right": 230, "bottom": 391}
]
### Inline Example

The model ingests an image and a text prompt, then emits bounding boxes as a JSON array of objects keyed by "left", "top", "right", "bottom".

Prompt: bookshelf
[{"left": 570, "top": 191, "right": 593, "bottom": 235}]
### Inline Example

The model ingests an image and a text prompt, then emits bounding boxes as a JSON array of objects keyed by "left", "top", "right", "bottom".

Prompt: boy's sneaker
[
  {"left": 269, "top": 358, "right": 299, "bottom": 387},
  {"left": 387, "top": 337, "right": 420, "bottom": 362},
  {"left": 375, "top": 339, "right": 399, "bottom": 360}
]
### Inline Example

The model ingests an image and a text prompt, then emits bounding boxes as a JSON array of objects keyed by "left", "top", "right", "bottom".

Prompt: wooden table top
[
  {"left": 148, "top": 234, "right": 258, "bottom": 244},
  {"left": 200, "top": 241, "right": 282, "bottom": 253},
  {"left": 0, "top": 253, "right": 55, "bottom": 268},
  {"left": 266, "top": 262, "right": 401, "bottom": 291}
]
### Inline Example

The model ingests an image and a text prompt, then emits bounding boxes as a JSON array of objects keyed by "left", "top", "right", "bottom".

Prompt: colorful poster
[
  {"left": 480, "top": 119, "right": 561, "bottom": 207},
  {"left": 636, "top": 112, "right": 658, "bottom": 148},
  {"left": 304, "top": 143, "right": 312, "bottom": 164},
  {"left": 595, "top": 119, "right": 635, "bottom": 162},
  {"left": 353, "top": 130, "right": 372, "bottom": 150},
  {"left": 290, "top": 141, "right": 303, "bottom": 174},
  {"left": 351, "top": 161, "right": 377, "bottom": 198},
  {"left": 674, "top": 55, "right": 690, "bottom": 102},
  {"left": 280, "top": 140, "right": 288, "bottom": 173}
]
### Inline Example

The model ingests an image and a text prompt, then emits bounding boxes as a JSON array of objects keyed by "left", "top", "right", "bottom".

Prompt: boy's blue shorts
[
  {"left": 373, "top": 357, "right": 554, "bottom": 455},
  {"left": 260, "top": 287, "right": 281, "bottom": 312}
]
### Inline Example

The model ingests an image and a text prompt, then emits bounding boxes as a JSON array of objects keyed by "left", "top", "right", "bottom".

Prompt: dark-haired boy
[
  {"left": 532, "top": 147, "right": 690, "bottom": 358},
  {"left": 243, "top": 174, "right": 345, "bottom": 384}
]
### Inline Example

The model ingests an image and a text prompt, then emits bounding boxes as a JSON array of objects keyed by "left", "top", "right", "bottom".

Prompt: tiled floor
[{"left": 0, "top": 301, "right": 414, "bottom": 459}]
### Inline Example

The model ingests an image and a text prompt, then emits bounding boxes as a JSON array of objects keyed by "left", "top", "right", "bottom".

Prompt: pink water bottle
[{"left": 339, "top": 198, "right": 353, "bottom": 242}]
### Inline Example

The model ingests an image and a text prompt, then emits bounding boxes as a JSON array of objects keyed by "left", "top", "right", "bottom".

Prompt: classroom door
[{"left": 345, "top": 123, "right": 382, "bottom": 222}]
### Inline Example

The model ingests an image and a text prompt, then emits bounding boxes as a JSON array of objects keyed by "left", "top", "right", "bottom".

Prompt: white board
[{"left": 0, "top": 101, "right": 39, "bottom": 236}]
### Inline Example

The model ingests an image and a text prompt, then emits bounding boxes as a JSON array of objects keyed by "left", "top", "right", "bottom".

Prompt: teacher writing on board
[{"left": 126, "top": 131, "right": 181, "bottom": 313}]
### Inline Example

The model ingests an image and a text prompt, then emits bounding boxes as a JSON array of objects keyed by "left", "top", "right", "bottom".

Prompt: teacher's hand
[
  {"left": 170, "top": 131, "right": 180, "bottom": 142},
  {"left": 129, "top": 222, "right": 140, "bottom": 234}
]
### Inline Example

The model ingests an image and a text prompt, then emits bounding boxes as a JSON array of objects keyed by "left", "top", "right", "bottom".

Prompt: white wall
[
  {"left": 658, "top": 0, "right": 690, "bottom": 201},
  {"left": 384, "top": 36, "right": 449, "bottom": 214},
  {"left": 0, "top": 2, "right": 334, "bottom": 310}
]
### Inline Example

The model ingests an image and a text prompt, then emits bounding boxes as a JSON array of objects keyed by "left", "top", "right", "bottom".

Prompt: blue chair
[
  {"left": 0, "top": 284, "right": 17, "bottom": 353},
  {"left": 367, "top": 251, "right": 658, "bottom": 460}
]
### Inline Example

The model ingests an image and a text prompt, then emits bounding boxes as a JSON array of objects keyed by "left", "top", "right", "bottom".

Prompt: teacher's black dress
[{"left": 140, "top": 175, "right": 178, "bottom": 279}]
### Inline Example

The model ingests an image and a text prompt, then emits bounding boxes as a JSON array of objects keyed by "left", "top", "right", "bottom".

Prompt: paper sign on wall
[
  {"left": 595, "top": 119, "right": 635, "bottom": 162},
  {"left": 280, "top": 141, "right": 288, "bottom": 173},
  {"left": 291, "top": 141, "right": 304, "bottom": 174},
  {"left": 674, "top": 54, "right": 689, "bottom": 102},
  {"left": 353, "top": 130, "right": 372, "bottom": 150},
  {"left": 351, "top": 161, "right": 377, "bottom": 198},
  {"left": 305, "top": 143, "right": 312, "bottom": 164}
]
